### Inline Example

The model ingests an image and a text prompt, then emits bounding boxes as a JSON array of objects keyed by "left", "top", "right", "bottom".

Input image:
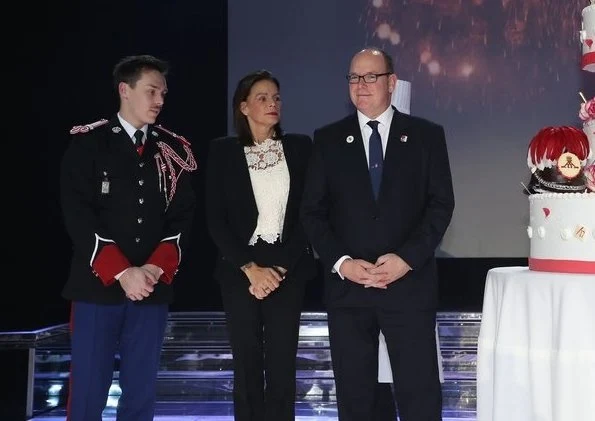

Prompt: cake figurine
[
  {"left": 525, "top": 125, "right": 592, "bottom": 194},
  {"left": 580, "top": 1, "right": 595, "bottom": 72}
]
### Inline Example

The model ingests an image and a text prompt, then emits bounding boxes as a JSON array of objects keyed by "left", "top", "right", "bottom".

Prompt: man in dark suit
[{"left": 300, "top": 48, "right": 455, "bottom": 421}]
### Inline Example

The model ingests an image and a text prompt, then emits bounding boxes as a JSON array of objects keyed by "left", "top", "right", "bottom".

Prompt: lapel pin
[
  {"left": 346, "top": 135, "right": 354, "bottom": 143},
  {"left": 400, "top": 135, "right": 408, "bottom": 143},
  {"left": 112, "top": 127, "right": 122, "bottom": 133},
  {"left": 152, "top": 130, "right": 158, "bottom": 137}
]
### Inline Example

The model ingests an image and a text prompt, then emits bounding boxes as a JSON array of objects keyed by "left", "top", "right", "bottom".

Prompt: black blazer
[
  {"left": 300, "top": 108, "right": 455, "bottom": 310},
  {"left": 205, "top": 133, "right": 316, "bottom": 282}
]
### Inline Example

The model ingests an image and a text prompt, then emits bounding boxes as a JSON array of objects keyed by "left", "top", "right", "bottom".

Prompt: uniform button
[
  {"left": 135, "top": 237, "right": 141, "bottom": 243},
  {"left": 139, "top": 198, "right": 144, "bottom": 204},
  {"left": 137, "top": 218, "right": 143, "bottom": 224},
  {"left": 138, "top": 179, "right": 144, "bottom": 186},
  {"left": 139, "top": 162, "right": 145, "bottom": 168}
]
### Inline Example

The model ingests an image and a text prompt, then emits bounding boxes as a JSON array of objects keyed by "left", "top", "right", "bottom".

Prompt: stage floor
[
  {"left": 29, "top": 402, "right": 476, "bottom": 420},
  {"left": 2, "top": 311, "right": 481, "bottom": 420}
]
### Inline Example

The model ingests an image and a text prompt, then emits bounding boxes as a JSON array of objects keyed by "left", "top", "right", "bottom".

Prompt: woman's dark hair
[{"left": 232, "top": 70, "right": 283, "bottom": 146}]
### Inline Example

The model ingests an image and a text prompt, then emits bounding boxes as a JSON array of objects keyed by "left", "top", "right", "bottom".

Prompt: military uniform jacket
[{"left": 60, "top": 116, "right": 197, "bottom": 305}]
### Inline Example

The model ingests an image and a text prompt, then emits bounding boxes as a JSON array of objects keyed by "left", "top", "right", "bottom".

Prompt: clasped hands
[
  {"left": 244, "top": 263, "right": 287, "bottom": 300},
  {"left": 340, "top": 253, "right": 411, "bottom": 289},
  {"left": 119, "top": 264, "right": 162, "bottom": 301}
]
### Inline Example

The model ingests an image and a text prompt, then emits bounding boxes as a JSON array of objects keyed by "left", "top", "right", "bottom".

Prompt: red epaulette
[
  {"left": 154, "top": 124, "right": 191, "bottom": 146},
  {"left": 70, "top": 118, "right": 109, "bottom": 135}
]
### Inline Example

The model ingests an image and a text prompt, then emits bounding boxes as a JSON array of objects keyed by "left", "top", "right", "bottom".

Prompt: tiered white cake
[
  {"left": 527, "top": 193, "right": 595, "bottom": 274},
  {"left": 525, "top": 123, "right": 595, "bottom": 275}
]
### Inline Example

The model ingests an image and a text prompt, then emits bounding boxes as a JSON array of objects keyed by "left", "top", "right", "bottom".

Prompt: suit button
[
  {"left": 137, "top": 218, "right": 143, "bottom": 224},
  {"left": 138, "top": 179, "right": 144, "bottom": 186},
  {"left": 135, "top": 237, "right": 141, "bottom": 243}
]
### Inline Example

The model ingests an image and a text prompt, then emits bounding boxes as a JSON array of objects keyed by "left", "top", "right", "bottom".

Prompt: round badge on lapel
[{"left": 346, "top": 135, "right": 354, "bottom": 143}]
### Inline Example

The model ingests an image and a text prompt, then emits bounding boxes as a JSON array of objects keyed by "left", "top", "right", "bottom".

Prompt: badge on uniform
[{"left": 101, "top": 171, "right": 110, "bottom": 194}]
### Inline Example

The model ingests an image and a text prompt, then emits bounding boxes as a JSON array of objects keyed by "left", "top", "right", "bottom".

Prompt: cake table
[{"left": 476, "top": 266, "right": 595, "bottom": 421}]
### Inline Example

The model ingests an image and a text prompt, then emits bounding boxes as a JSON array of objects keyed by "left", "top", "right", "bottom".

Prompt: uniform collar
[{"left": 117, "top": 113, "right": 148, "bottom": 141}]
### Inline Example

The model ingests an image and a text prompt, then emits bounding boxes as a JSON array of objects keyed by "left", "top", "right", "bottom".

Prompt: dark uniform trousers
[{"left": 68, "top": 301, "right": 168, "bottom": 421}]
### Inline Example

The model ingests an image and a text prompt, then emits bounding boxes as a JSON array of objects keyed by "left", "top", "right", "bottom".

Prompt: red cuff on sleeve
[
  {"left": 146, "top": 242, "right": 179, "bottom": 284},
  {"left": 92, "top": 244, "right": 131, "bottom": 286}
]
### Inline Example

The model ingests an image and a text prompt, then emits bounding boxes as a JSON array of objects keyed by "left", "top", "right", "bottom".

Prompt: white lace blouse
[{"left": 244, "top": 138, "right": 290, "bottom": 245}]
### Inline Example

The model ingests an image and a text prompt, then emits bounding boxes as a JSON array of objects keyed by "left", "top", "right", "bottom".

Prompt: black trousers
[
  {"left": 328, "top": 307, "right": 442, "bottom": 421},
  {"left": 219, "top": 242, "right": 307, "bottom": 421},
  {"left": 374, "top": 383, "right": 397, "bottom": 421}
]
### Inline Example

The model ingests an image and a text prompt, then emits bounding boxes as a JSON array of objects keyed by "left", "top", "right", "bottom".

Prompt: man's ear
[
  {"left": 118, "top": 82, "right": 128, "bottom": 99},
  {"left": 388, "top": 73, "right": 398, "bottom": 94}
]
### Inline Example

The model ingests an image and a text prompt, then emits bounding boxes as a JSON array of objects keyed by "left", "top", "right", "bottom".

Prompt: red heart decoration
[
  {"left": 586, "top": 39, "right": 593, "bottom": 49},
  {"left": 543, "top": 208, "right": 550, "bottom": 218}
]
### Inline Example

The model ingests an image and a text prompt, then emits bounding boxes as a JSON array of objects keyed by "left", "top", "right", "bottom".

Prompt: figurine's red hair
[{"left": 527, "top": 126, "right": 589, "bottom": 170}]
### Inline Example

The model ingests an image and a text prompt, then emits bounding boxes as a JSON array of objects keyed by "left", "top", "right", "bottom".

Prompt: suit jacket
[
  {"left": 300, "top": 107, "right": 455, "bottom": 310},
  {"left": 60, "top": 115, "right": 197, "bottom": 305},
  {"left": 205, "top": 133, "right": 316, "bottom": 282}
]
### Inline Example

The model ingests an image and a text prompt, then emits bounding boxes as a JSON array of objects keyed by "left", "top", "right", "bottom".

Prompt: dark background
[
  {"left": 4, "top": 0, "right": 530, "bottom": 335},
  {"left": 9, "top": 0, "right": 229, "bottom": 332}
]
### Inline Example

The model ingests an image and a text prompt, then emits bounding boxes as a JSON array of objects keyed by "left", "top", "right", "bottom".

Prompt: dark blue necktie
[{"left": 367, "top": 120, "right": 383, "bottom": 199}]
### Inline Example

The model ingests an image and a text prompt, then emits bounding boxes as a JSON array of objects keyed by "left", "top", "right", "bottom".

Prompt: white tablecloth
[{"left": 477, "top": 266, "right": 595, "bottom": 421}]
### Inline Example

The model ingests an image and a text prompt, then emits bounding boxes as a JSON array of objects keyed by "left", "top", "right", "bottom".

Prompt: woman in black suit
[{"left": 205, "top": 70, "right": 317, "bottom": 421}]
